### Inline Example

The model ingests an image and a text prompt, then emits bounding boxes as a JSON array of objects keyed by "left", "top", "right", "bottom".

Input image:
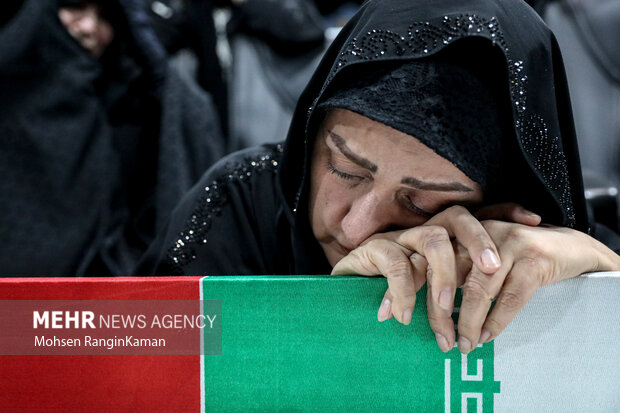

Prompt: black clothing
[
  {"left": 137, "top": 0, "right": 619, "bottom": 276},
  {"left": 0, "top": 0, "right": 224, "bottom": 276},
  {"left": 227, "top": 0, "right": 325, "bottom": 56},
  {"left": 313, "top": 0, "right": 364, "bottom": 17},
  {"left": 225, "top": 0, "right": 327, "bottom": 151},
  {"left": 147, "top": 0, "right": 229, "bottom": 138}
]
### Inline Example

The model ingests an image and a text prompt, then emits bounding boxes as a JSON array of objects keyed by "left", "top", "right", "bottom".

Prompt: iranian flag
[{"left": 1, "top": 274, "right": 618, "bottom": 411}]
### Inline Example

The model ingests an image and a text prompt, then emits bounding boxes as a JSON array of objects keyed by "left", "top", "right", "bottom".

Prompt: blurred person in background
[
  {"left": 144, "top": 0, "right": 365, "bottom": 151},
  {"left": 0, "top": 0, "right": 224, "bottom": 276},
  {"left": 224, "top": 0, "right": 326, "bottom": 151},
  {"left": 146, "top": 0, "right": 230, "bottom": 138}
]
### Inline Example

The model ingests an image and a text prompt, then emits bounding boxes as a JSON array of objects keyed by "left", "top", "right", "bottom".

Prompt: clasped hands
[{"left": 331, "top": 203, "right": 615, "bottom": 354}]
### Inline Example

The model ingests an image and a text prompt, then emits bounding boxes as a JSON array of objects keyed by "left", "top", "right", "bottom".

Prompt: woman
[
  {"left": 0, "top": 0, "right": 223, "bottom": 276},
  {"left": 137, "top": 0, "right": 620, "bottom": 353}
]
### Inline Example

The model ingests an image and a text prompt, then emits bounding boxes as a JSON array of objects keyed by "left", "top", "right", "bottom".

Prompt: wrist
[{"left": 585, "top": 233, "right": 620, "bottom": 273}]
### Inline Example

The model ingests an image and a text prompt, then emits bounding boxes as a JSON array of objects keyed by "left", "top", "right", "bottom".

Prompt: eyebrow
[
  {"left": 328, "top": 130, "right": 474, "bottom": 193},
  {"left": 328, "top": 132, "right": 378, "bottom": 173},
  {"left": 401, "top": 177, "right": 474, "bottom": 192}
]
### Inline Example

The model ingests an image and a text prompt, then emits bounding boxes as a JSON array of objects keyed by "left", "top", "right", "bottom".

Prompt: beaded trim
[
  {"left": 518, "top": 114, "right": 573, "bottom": 220},
  {"left": 329, "top": 15, "right": 518, "bottom": 109},
  {"left": 166, "top": 146, "right": 283, "bottom": 273}
]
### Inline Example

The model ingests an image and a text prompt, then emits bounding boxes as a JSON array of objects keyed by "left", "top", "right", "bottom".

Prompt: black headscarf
[
  {"left": 136, "top": 0, "right": 596, "bottom": 277},
  {"left": 0, "top": 0, "right": 224, "bottom": 276},
  {"left": 279, "top": 0, "right": 588, "bottom": 235}
]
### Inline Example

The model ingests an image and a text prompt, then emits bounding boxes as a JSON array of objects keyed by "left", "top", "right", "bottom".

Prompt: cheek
[
  {"left": 96, "top": 22, "right": 114, "bottom": 48},
  {"left": 309, "top": 171, "right": 352, "bottom": 240},
  {"left": 58, "top": 10, "right": 73, "bottom": 27}
]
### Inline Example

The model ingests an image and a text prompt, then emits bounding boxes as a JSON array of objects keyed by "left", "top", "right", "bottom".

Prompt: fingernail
[
  {"left": 481, "top": 248, "right": 500, "bottom": 269},
  {"left": 480, "top": 329, "right": 491, "bottom": 343},
  {"left": 435, "top": 333, "right": 450, "bottom": 352},
  {"left": 402, "top": 308, "right": 413, "bottom": 325},
  {"left": 377, "top": 298, "right": 391, "bottom": 322},
  {"left": 521, "top": 207, "right": 540, "bottom": 218},
  {"left": 458, "top": 336, "right": 471, "bottom": 354},
  {"left": 438, "top": 287, "right": 452, "bottom": 310}
]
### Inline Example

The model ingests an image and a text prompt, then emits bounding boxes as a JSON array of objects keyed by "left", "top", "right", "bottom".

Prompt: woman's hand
[
  {"left": 331, "top": 204, "right": 619, "bottom": 353},
  {"left": 445, "top": 221, "right": 619, "bottom": 352},
  {"left": 330, "top": 203, "right": 538, "bottom": 335}
]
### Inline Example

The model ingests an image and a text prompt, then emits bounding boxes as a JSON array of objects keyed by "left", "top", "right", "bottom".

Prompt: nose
[
  {"left": 340, "top": 191, "right": 401, "bottom": 247},
  {"left": 74, "top": 10, "right": 98, "bottom": 35}
]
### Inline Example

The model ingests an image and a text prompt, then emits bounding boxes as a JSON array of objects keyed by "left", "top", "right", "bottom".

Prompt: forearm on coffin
[{"left": 201, "top": 273, "right": 620, "bottom": 412}]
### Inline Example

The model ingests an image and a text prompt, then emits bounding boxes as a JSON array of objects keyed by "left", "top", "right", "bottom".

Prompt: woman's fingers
[
  {"left": 332, "top": 239, "right": 419, "bottom": 324},
  {"left": 453, "top": 240, "right": 474, "bottom": 286},
  {"left": 411, "top": 206, "right": 501, "bottom": 328},
  {"left": 393, "top": 225, "right": 457, "bottom": 315},
  {"left": 457, "top": 221, "right": 556, "bottom": 352},
  {"left": 427, "top": 276, "right": 456, "bottom": 352},
  {"left": 479, "top": 259, "right": 542, "bottom": 344},
  {"left": 351, "top": 206, "right": 503, "bottom": 327},
  {"left": 376, "top": 254, "right": 428, "bottom": 323},
  {"left": 409, "top": 252, "right": 430, "bottom": 294},
  {"left": 334, "top": 215, "right": 613, "bottom": 355},
  {"left": 475, "top": 203, "right": 541, "bottom": 227},
  {"left": 334, "top": 206, "right": 494, "bottom": 328},
  {"left": 425, "top": 206, "right": 502, "bottom": 276},
  {"left": 377, "top": 288, "right": 394, "bottom": 322},
  {"left": 456, "top": 264, "right": 510, "bottom": 353},
  {"left": 428, "top": 241, "right": 472, "bottom": 352}
]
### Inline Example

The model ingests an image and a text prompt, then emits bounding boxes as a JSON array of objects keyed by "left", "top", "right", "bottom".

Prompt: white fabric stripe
[
  {"left": 199, "top": 276, "right": 207, "bottom": 413},
  {"left": 580, "top": 271, "right": 620, "bottom": 278},
  {"left": 494, "top": 273, "right": 620, "bottom": 411},
  {"left": 461, "top": 393, "right": 482, "bottom": 413},
  {"left": 461, "top": 353, "right": 483, "bottom": 381}
]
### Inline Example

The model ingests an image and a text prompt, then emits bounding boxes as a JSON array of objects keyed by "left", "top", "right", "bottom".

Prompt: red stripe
[{"left": 0, "top": 277, "right": 202, "bottom": 412}]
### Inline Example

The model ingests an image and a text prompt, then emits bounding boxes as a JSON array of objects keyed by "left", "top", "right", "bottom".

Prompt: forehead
[
  {"left": 61, "top": 2, "right": 103, "bottom": 12},
  {"left": 320, "top": 109, "right": 478, "bottom": 182}
]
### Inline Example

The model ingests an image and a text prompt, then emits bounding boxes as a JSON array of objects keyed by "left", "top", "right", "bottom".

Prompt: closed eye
[
  {"left": 399, "top": 193, "right": 434, "bottom": 218},
  {"left": 327, "top": 159, "right": 365, "bottom": 182}
]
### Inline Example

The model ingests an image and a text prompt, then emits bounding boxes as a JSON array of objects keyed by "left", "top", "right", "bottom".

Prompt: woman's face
[
  {"left": 308, "top": 109, "right": 484, "bottom": 267},
  {"left": 58, "top": 2, "right": 114, "bottom": 57}
]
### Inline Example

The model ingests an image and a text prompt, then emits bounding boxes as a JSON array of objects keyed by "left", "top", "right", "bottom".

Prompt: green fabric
[{"left": 202, "top": 276, "right": 499, "bottom": 412}]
